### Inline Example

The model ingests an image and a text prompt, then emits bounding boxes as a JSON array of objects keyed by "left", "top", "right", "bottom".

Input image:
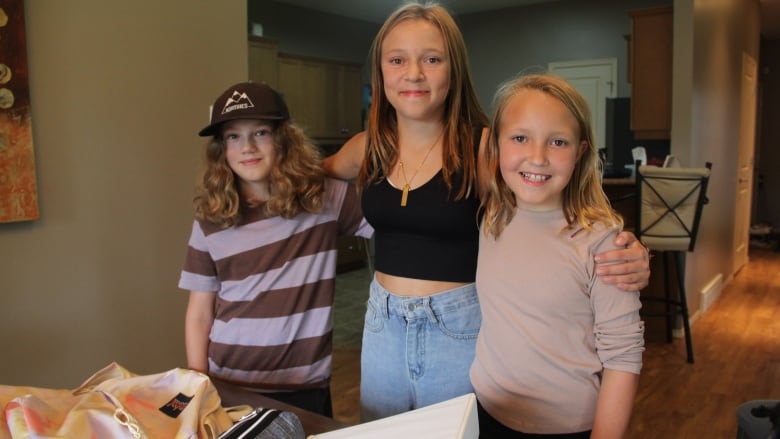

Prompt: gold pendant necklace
[{"left": 397, "top": 132, "right": 441, "bottom": 207}]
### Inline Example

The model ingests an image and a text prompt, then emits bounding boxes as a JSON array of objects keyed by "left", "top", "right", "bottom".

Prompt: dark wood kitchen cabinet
[
  {"left": 276, "top": 53, "right": 362, "bottom": 142},
  {"left": 336, "top": 236, "right": 368, "bottom": 273},
  {"left": 628, "top": 6, "right": 673, "bottom": 140},
  {"left": 247, "top": 36, "right": 363, "bottom": 142},
  {"left": 248, "top": 37, "right": 279, "bottom": 88}
]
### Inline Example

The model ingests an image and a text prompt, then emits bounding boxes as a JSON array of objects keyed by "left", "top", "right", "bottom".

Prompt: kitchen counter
[
  {"left": 602, "top": 177, "right": 636, "bottom": 231},
  {"left": 602, "top": 177, "right": 635, "bottom": 186}
]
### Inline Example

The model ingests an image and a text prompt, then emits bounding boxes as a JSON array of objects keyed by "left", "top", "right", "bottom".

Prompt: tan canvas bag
[{"left": 0, "top": 362, "right": 246, "bottom": 438}]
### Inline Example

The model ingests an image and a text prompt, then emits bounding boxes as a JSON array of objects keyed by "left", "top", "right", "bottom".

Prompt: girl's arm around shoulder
[
  {"left": 185, "top": 290, "right": 216, "bottom": 373},
  {"left": 323, "top": 131, "right": 367, "bottom": 180},
  {"left": 591, "top": 368, "right": 639, "bottom": 439},
  {"left": 595, "top": 229, "right": 651, "bottom": 291}
]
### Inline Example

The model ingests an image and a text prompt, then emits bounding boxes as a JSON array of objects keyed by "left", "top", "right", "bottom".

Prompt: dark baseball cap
[{"left": 198, "top": 81, "right": 290, "bottom": 137}]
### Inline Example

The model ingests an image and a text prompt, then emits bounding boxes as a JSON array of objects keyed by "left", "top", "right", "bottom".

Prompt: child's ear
[{"left": 577, "top": 140, "right": 588, "bottom": 160}]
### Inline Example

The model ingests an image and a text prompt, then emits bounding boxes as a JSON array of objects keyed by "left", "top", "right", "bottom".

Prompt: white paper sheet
[{"left": 307, "top": 393, "right": 478, "bottom": 439}]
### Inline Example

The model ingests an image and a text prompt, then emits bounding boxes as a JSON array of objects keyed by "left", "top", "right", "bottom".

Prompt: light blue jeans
[{"left": 360, "top": 277, "right": 481, "bottom": 421}]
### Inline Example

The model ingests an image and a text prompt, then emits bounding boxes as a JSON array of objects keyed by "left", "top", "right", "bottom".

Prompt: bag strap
[{"left": 98, "top": 390, "right": 149, "bottom": 439}]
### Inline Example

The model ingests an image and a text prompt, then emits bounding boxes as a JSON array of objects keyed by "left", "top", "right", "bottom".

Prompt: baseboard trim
[
  {"left": 700, "top": 273, "right": 725, "bottom": 313},
  {"left": 670, "top": 273, "right": 725, "bottom": 338}
]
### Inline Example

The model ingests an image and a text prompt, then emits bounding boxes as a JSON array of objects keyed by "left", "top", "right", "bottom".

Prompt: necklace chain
[{"left": 398, "top": 132, "right": 441, "bottom": 207}]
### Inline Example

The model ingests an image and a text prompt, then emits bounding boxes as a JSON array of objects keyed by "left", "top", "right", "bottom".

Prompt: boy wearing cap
[{"left": 178, "top": 82, "right": 372, "bottom": 417}]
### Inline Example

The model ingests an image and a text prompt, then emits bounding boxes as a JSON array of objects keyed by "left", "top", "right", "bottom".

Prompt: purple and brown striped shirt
[{"left": 179, "top": 178, "right": 372, "bottom": 391}]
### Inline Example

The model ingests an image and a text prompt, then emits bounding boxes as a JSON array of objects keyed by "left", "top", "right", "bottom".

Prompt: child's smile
[{"left": 520, "top": 172, "right": 551, "bottom": 184}]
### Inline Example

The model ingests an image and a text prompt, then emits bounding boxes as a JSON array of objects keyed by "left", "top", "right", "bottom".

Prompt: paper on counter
[{"left": 632, "top": 146, "right": 647, "bottom": 166}]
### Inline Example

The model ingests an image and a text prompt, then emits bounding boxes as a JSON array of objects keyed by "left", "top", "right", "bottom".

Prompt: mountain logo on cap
[{"left": 221, "top": 90, "right": 255, "bottom": 115}]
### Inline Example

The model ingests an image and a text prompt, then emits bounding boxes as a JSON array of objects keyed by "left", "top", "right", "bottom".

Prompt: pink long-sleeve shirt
[{"left": 471, "top": 207, "right": 644, "bottom": 434}]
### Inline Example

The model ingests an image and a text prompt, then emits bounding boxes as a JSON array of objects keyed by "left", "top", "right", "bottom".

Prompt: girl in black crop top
[
  {"left": 360, "top": 130, "right": 482, "bottom": 283},
  {"left": 323, "top": 2, "right": 651, "bottom": 421}
]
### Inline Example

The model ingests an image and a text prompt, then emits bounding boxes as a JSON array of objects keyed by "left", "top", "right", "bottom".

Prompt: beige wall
[
  {"left": 0, "top": 0, "right": 247, "bottom": 386},
  {"left": 671, "top": 0, "right": 760, "bottom": 315}
]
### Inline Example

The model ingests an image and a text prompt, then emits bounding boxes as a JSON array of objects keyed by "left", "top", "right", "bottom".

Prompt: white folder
[{"left": 307, "top": 393, "right": 478, "bottom": 439}]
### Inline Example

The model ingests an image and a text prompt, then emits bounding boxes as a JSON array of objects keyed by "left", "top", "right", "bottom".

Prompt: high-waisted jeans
[{"left": 359, "top": 276, "right": 481, "bottom": 421}]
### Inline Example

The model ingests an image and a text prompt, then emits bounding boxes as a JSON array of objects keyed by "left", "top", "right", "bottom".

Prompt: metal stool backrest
[{"left": 635, "top": 161, "right": 712, "bottom": 252}]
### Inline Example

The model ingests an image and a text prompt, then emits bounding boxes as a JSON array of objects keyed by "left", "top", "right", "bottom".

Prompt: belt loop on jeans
[
  {"left": 422, "top": 296, "right": 438, "bottom": 324},
  {"left": 372, "top": 276, "right": 390, "bottom": 319}
]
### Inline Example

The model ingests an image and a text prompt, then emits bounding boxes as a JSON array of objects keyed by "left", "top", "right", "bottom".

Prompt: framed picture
[{"left": 0, "top": 0, "right": 37, "bottom": 223}]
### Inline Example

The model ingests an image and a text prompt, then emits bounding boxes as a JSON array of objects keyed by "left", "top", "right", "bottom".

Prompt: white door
[
  {"left": 734, "top": 52, "right": 757, "bottom": 274},
  {"left": 549, "top": 58, "right": 617, "bottom": 152}
]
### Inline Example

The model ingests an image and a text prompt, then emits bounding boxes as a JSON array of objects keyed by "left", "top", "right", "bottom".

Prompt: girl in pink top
[{"left": 473, "top": 73, "right": 644, "bottom": 438}]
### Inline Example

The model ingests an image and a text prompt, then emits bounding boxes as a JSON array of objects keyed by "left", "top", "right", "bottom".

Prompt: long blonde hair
[
  {"left": 193, "top": 121, "right": 325, "bottom": 228},
  {"left": 481, "top": 73, "right": 622, "bottom": 238},
  {"left": 358, "top": 1, "right": 487, "bottom": 199}
]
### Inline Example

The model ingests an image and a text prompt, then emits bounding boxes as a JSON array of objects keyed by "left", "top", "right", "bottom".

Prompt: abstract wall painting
[{"left": 0, "top": 0, "right": 37, "bottom": 223}]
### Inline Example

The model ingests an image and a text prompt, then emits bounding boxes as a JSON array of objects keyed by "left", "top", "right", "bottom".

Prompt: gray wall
[
  {"left": 460, "top": 0, "right": 670, "bottom": 111},
  {"left": 255, "top": 0, "right": 671, "bottom": 111},
  {"left": 672, "top": 0, "right": 761, "bottom": 314}
]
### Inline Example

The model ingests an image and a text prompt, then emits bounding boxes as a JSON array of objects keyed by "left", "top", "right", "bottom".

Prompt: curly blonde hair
[
  {"left": 481, "top": 73, "right": 622, "bottom": 238},
  {"left": 193, "top": 121, "right": 325, "bottom": 228},
  {"left": 359, "top": 1, "right": 487, "bottom": 199}
]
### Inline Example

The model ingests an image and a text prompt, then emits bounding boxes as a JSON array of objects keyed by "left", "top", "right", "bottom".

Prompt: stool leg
[
  {"left": 674, "top": 251, "right": 695, "bottom": 363},
  {"left": 662, "top": 252, "right": 674, "bottom": 343}
]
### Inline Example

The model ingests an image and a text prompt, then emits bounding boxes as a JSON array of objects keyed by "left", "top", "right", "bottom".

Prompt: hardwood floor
[
  {"left": 627, "top": 248, "right": 780, "bottom": 437},
  {"left": 330, "top": 248, "right": 780, "bottom": 436},
  {"left": 331, "top": 346, "right": 361, "bottom": 425}
]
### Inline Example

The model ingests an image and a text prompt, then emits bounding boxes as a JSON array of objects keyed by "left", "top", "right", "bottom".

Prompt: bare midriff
[{"left": 375, "top": 271, "right": 470, "bottom": 297}]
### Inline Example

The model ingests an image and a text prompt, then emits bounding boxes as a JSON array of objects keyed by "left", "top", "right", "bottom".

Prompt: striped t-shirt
[{"left": 179, "top": 178, "right": 372, "bottom": 391}]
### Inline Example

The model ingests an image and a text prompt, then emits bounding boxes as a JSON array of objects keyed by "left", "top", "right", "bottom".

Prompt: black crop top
[{"left": 361, "top": 133, "right": 481, "bottom": 282}]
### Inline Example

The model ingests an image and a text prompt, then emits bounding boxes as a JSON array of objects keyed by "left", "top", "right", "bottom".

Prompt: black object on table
[{"left": 212, "top": 379, "right": 349, "bottom": 436}]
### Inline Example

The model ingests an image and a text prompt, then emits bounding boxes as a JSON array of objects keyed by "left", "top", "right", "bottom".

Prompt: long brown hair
[
  {"left": 358, "top": 1, "right": 487, "bottom": 199},
  {"left": 193, "top": 121, "right": 325, "bottom": 228},
  {"left": 481, "top": 73, "right": 622, "bottom": 238}
]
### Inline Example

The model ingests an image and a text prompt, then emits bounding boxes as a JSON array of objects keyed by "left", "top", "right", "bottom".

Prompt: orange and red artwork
[{"left": 0, "top": 0, "right": 37, "bottom": 222}]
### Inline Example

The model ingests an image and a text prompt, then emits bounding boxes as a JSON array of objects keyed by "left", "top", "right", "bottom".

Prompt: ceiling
[
  {"left": 271, "top": 0, "right": 780, "bottom": 40},
  {"left": 269, "top": 0, "right": 561, "bottom": 24}
]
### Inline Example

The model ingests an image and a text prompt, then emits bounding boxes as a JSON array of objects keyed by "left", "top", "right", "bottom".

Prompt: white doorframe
[
  {"left": 733, "top": 52, "right": 757, "bottom": 274},
  {"left": 548, "top": 58, "right": 618, "bottom": 152}
]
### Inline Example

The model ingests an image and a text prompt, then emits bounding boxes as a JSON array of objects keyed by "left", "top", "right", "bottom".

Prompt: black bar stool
[{"left": 635, "top": 160, "right": 712, "bottom": 364}]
